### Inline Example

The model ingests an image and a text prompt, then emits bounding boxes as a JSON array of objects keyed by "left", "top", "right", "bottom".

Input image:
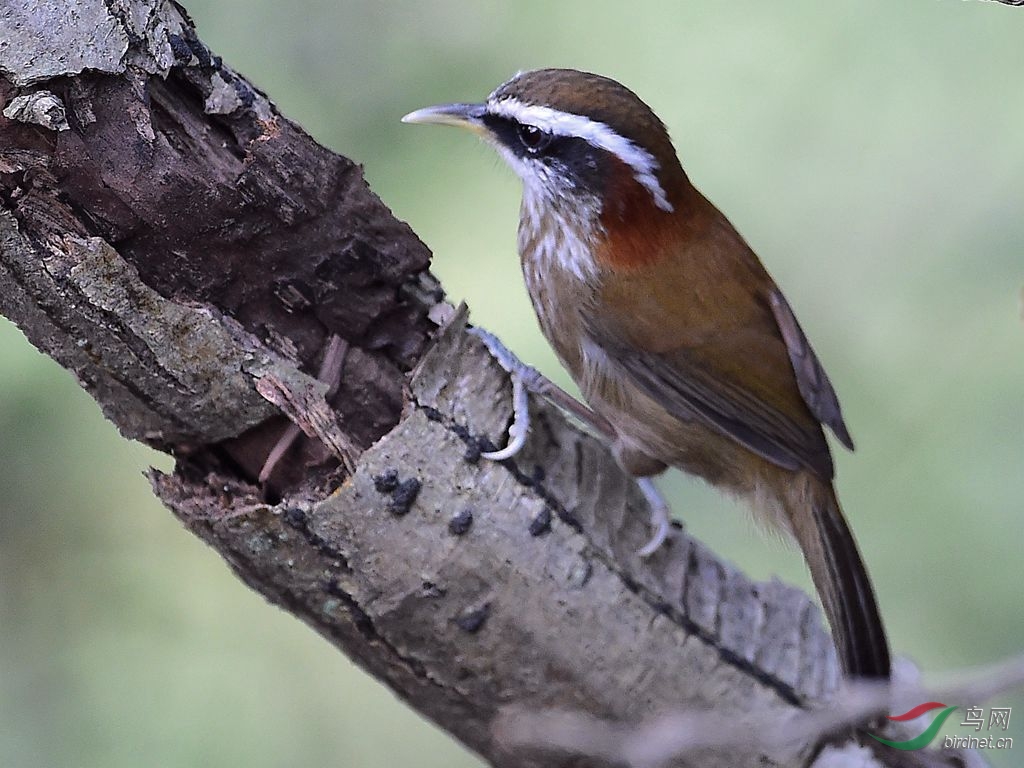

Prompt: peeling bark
[{"left": 0, "top": 2, "right": 982, "bottom": 767}]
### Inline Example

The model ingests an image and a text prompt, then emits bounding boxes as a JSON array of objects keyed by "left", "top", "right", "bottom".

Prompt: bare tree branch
[
  {"left": 495, "top": 654, "right": 1024, "bottom": 767},
  {"left": 0, "top": 2, "right": 997, "bottom": 766}
]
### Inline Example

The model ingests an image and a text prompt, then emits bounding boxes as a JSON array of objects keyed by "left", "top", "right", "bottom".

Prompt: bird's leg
[
  {"left": 470, "top": 327, "right": 672, "bottom": 557},
  {"left": 258, "top": 335, "right": 349, "bottom": 484}
]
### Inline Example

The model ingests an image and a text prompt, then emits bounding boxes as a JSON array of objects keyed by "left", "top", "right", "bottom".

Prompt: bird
[{"left": 403, "top": 68, "right": 890, "bottom": 680}]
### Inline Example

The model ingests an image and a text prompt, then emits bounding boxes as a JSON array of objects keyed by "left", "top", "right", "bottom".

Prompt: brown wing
[
  {"left": 584, "top": 309, "right": 837, "bottom": 480},
  {"left": 768, "top": 288, "right": 854, "bottom": 451},
  {"left": 586, "top": 195, "right": 848, "bottom": 481}
]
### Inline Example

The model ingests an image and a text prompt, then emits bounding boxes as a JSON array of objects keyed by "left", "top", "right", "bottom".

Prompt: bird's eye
[{"left": 517, "top": 124, "right": 552, "bottom": 153}]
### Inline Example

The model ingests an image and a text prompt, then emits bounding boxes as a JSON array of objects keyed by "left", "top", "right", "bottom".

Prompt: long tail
[{"left": 784, "top": 475, "right": 891, "bottom": 679}]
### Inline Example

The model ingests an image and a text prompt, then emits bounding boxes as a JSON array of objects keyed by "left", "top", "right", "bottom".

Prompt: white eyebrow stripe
[{"left": 486, "top": 96, "right": 674, "bottom": 213}]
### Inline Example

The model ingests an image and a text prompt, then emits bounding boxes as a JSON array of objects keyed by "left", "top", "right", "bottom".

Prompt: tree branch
[{"left": 0, "top": 2, "right": 990, "bottom": 766}]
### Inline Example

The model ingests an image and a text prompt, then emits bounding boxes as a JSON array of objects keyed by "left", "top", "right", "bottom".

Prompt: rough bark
[{"left": 0, "top": 2, "right": 983, "bottom": 767}]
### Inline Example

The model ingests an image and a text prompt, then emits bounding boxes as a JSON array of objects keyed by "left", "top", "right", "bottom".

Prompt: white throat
[{"left": 517, "top": 181, "right": 603, "bottom": 284}]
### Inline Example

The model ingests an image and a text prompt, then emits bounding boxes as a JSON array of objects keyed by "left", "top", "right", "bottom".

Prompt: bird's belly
[
  {"left": 522, "top": 261, "right": 589, "bottom": 376},
  {"left": 521, "top": 251, "right": 763, "bottom": 494}
]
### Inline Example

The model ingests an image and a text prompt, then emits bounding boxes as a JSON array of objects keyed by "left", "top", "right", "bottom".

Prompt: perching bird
[{"left": 403, "top": 68, "right": 890, "bottom": 680}]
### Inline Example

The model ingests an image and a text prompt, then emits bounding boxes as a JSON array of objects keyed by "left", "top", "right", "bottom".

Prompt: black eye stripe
[
  {"left": 479, "top": 110, "right": 611, "bottom": 196},
  {"left": 481, "top": 114, "right": 557, "bottom": 158}
]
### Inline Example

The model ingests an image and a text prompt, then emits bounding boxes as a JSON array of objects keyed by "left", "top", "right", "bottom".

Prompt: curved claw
[
  {"left": 481, "top": 373, "right": 530, "bottom": 460},
  {"left": 470, "top": 327, "right": 538, "bottom": 461},
  {"left": 636, "top": 477, "right": 672, "bottom": 557}
]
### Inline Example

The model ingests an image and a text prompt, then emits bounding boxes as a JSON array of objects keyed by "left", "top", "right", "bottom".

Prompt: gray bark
[{"left": 0, "top": 2, "right": 983, "bottom": 767}]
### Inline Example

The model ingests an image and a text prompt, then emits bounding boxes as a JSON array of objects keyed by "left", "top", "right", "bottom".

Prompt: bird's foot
[
  {"left": 636, "top": 477, "right": 672, "bottom": 557},
  {"left": 470, "top": 327, "right": 614, "bottom": 461},
  {"left": 481, "top": 364, "right": 531, "bottom": 461},
  {"left": 468, "top": 327, "right": 546, "bottom": 460}
]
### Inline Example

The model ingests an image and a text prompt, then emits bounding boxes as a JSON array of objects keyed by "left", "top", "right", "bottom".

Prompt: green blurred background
[{"left": 2, "top": 1, "right": 1022, "bottom": 766}]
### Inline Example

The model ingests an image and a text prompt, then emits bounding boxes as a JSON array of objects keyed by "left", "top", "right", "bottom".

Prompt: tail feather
[{"left": 786, "top": 477, "right": 891, "bottom": 679}]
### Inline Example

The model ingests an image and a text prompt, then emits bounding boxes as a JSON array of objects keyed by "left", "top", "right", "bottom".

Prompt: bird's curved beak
[{"left": 401, "top": 103, "right": 488, "bottom": 135}]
